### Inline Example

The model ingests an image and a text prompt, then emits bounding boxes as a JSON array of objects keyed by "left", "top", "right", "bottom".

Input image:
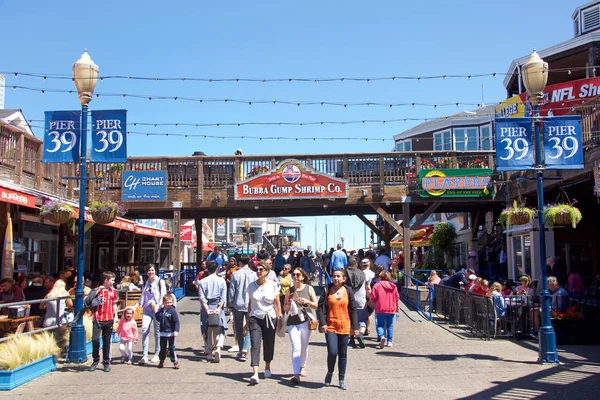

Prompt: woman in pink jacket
[{"left": 369, "top": 271, "right": 400, "bottom": 349}]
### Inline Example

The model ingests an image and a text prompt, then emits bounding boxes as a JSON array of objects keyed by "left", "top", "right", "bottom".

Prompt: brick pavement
[{"left": 3, "top": 296, "right": 600, "bottom": 399}]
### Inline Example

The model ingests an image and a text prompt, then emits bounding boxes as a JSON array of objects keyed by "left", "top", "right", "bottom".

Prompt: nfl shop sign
[{"left": 235, "top": 159, "right": 348, "bottom": 200}]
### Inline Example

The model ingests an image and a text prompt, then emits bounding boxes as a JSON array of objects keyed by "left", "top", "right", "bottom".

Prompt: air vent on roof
[
  {"left": 575, "top": 14, "right": 580, "bottom": 36},
  {"left": 583, "top": 6, "right": 600, "bottom": 33}
]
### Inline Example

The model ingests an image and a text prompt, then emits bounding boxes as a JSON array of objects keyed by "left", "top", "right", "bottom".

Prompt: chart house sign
[
  {"left": 235, "top": 159, "right": 348, "bottom": 200},
  {"left": 419, "top": 168, "right": 493, "bottom": 198}
]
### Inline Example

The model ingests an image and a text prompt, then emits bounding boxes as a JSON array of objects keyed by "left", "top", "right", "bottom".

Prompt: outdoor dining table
[{"left": 0, "top": 315, "right": 40, "bottom": 335}]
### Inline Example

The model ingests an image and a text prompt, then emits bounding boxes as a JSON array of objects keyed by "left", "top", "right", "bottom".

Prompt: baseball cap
[
  {"left": 469, "top": 274, "right": 477, "bottom": 280},
  {"left": 361, "top": 259, "right": 370, "bottom": 265}
]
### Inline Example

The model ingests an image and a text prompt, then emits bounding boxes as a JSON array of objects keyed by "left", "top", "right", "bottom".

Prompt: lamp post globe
[
  {"left": 522, "top": 50, "right": 548, "bottom": 106},
  {"left": 67, "top": 50, "right": 98, "bottom": 363},
  {"left": 73, "top": 50, "right": 99, "bottom": 106},
  {"left": 522, "top": 50, "right": 558, "bottom": 364}
]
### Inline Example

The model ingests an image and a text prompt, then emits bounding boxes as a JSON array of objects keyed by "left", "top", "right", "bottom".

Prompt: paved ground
[{"left": 4, "top": 295, "right": 600, "bottom": 399}]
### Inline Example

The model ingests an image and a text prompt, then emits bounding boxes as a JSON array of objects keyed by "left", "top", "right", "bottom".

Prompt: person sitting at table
[
  {"left": 119, "top": 276, "right": 140, "bottom": 291},
  {"left": 514, "top": 275, "right": 534, "bottom": 297},
  {"left": 24, "top": 277, "right": 48, "bottom": 317},
  {"left": 530, "top": 276, "right": 569, "bottom": 334},
  {"left": 427, "top": 271, "right": 441, "bottom": 286},
  {"left": 0, "top": 278, "right": 25, "bottom": 303},
  {"left": 464, "top": 274, "right": 477, "bottom": 291},
  {"left": 488, "top": 282, "right": 506, "bottom": 318},
  {"left": 40, "top": 279, "right": 73, "bottom": 328},
  {"left": 442, "top": 269, "right": 468, "bottom": 289},
  {"left": 501, "top": 280, "right": 513, "bottom": 296},
  {"left": 130, "top": 270, "right": 144, "bottom": 288},
  {"left": 473, "top": 279, "right": 490, "bottom": 296}
]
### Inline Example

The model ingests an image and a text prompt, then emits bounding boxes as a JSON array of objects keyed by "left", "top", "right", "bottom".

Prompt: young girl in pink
[{"left": 116, "top": 307, "right": 139, "bottom": 365}]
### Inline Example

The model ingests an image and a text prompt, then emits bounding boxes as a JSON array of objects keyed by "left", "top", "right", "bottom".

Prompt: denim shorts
[{"left": 357, "top": 307, "right": 369, "bottom": 327}]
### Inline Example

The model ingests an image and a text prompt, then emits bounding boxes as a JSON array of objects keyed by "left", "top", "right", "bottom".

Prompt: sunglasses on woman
[{"left": 292, "top": 273, "right": 302, "bottom": 277}]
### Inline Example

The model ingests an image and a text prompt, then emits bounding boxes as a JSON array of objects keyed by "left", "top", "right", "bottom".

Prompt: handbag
[
  {"left": 207, "top": 313, "right": 221, "bottom": 327},
  {"left": 303, "top": 309, "right": 318, "bottom": 331}
]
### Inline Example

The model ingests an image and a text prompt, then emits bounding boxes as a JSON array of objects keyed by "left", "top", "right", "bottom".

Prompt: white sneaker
[
  {"left": 228, "top": 345, "right": 239, "bottom": 353},
  {"left": 264, "top": 369, "right": 272, "bottom": 378},
  {"left": 213, "top": 349, "right": 221, "bottom": 363},
  {"left": 250, "top": 373, "right": 259, "bottom": 384},
  {"left": 151, "top": 354, "right": 160, "bottom": 363},
  {"left": 139, "top": 356, "right": 148, "bottom": 364},
  {"left": 379, "top": 337, "right": 386, "bottom": 349},
  {"left": 386, "top": 342, "right": 393, "bottom": 347}
]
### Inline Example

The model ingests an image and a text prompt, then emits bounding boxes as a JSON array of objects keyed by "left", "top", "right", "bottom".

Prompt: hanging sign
[
  {"left": 235, "top": 159, "right": 348, "bottom": 200},
  {"left": 419, "top": 168, "right": 493, "bottom": 198},
  {"left": 43, "top": 111, "right": 81, "bottom": 163},
  {"left": 495, "top": 118, "right": 534, "bottom": 171},
  {"left": 91, "top": 110, "right": 127, "bottom": 162},
  {"left": 543, "top": 116, "right": 584, "bottom": 170},
  {"left": 122, "top": 171, "right": 167, "bottom": 201}
]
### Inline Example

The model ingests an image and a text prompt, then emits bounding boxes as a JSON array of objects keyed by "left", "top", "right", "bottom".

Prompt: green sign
[{"left": 419, "top": 168, "right": 493, "bottom": 198}]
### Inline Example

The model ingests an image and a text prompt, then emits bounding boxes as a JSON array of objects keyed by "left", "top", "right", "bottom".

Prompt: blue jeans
[
  {"left": 233, "top": 309, "right": 251, "bottom": 352},
  {"left": 376, "top": 313, "right": 395, "bottom": 343},
  {"left": 325, "top": 331, "right": 349, "bottom": 380}
]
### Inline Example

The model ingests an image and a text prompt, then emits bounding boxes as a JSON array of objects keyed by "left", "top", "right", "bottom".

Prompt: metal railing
[
  {"left": 0, "top": 296, "right": 74, "bottom": 343},
  {"left": 400, "top": 275, "right": 433, "bottom": 320}
]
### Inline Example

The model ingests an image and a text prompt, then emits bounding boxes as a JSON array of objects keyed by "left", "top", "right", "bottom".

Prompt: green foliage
[
  {"left": 39, "top": 201, "right": 74, "bottom": 219},
  {"left": 544, "top": 203, "right": 582, "bottom": 229},
  {"left": 430, "top": 222, "right": 458, "bottom": 267},
  {"left": 498, "top": 201, "right": 536, "bottom": 228}
]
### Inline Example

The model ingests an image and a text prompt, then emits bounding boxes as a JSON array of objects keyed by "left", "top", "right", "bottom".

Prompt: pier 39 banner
[{"left": 234, "top": 159, "right": 348, "bottom": 200}]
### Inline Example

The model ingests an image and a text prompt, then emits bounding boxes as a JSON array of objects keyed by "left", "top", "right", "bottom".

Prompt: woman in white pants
[
  {"left": 138, "top": 265, "right": 166, "bottom": 364},
  {"left": 284, "top": 268, "right": 318, "bottom": 385}
]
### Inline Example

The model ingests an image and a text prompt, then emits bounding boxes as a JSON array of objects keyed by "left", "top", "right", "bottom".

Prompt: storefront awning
[{"left": 0, "top": 180, "right": 172, "bottom": 239}]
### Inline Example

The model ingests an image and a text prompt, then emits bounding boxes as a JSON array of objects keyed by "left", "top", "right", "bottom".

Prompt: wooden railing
[{"left": 0, "top": 122, "right": 497, "bottom": 201}]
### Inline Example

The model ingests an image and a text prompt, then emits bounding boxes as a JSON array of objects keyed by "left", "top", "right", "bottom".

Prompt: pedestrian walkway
[{"left": 3, "top": 296, "right": 600, "bottom": 399}]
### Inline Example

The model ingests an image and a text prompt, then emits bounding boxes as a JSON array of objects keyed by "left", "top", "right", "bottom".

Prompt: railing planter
[
  {"left": 0, "top": 355, "right": 56, "bottom": 391},
  {"left": 39, "top": 201, "right": 75, "bottom": 225}
]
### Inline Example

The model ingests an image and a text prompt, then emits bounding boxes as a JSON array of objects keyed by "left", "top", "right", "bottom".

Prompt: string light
[
  {"left": 1, "top": 66, "right": 592, "bottom": 83},
  {"left": 8, "top": 85, "right": 487, "bottom": 108}
]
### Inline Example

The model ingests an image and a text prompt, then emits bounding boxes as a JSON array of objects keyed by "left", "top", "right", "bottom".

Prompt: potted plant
[
  {"left": 39, "top": 200, "right": 75, "bottom": 224},
  {"left": 88, "top": 199, "right": 127, "bottom": 225},
  {"left": 109, "top": 164, "right": 125, "bottom": 179},
  {"left": 430, "top": 222, "right": 457, "bottom": 268},
  {"left": 544, "top": 202, "right": 582, "bottom": 229},
  {"left": 498, "top": 201, "right": 537, "bottom": 228},
  {"left": 0, "top": 332, "right": 59, "bottom": 390},
  {"left": 246, "top": 165, "right": 269, "bottom": 179}
]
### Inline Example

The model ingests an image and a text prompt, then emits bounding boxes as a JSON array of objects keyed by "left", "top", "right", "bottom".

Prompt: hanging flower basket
[
  {"left": 544, "top": 203, "right": 582, "bottom": 229},
  {"left": 39, "top": 201, "right": 75, "bottom": 224},
  {"left": 498, "top": 201, "right": 536, "bottom": 228},
  {"left": 88, "top": 200, "right": 127, "bottom": 225}
]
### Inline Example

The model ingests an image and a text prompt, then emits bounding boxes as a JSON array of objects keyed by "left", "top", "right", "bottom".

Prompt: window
[
  {"left": 480, "top": 125, "right": 492, "bottom": 150},
  {"left": 582, "top": 6, "right": 600, "bottom": 33},
  {"left": 454, "top": 128, "right": 478, "bottom": 151},
  {"left": 433, "top": 130, "right": 451, "bottom": 150},
  {"left": 395, "top": 139, "right": 412, "bottom": 152}
]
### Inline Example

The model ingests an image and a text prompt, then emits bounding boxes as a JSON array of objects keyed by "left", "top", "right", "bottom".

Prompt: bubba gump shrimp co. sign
[{"left": 235, "top": 159, "right": 348, "bottom": 200}]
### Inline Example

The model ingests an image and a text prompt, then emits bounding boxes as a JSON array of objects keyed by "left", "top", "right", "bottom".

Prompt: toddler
[
  {"left": 155, "top": 294, "right": 180, "bottom": 369},
  {"left": 116, "top": 307, "right": 139, "bottom": 365}
]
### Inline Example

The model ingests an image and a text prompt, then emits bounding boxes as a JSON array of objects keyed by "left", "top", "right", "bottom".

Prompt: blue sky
[{"left": 1, "top": 0, "right": 579, "bottom": 250}]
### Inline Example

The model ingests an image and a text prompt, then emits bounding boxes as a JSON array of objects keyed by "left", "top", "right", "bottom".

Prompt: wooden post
[
  {"left": 403, "top": 202, "right": 412, "bottom": 284},
  {"left": 194, "top": 217, "right": 204, "bottom": 271},
  {"left": 15, "top": 133, "right": 24, "bottom": 185},
  {"left": 35, "top": 143, "right": 43, "bottom": 190},
  {"left": 197, "top": 159, "right": 203, "bottom": 200},
  {"left": 173, "top": 209, "right": 181, "bottom": 274},
  {"left": 379, "top": 156, "right": 385, "bottom": 196},
  {"left": 154, "top": 237, "right": 163, "bottom": 265}
]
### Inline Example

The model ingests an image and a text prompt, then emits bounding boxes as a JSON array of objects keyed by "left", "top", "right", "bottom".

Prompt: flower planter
[
  {"left": 0, "top": 355, "right": 56, "bottom": 391},
  {"left": 509, "top": 211, "right": 532, "bottom": 226},
  {"left": 91, "top": 209, "right": 118, "bottom": 225},
  {"left": 552, "top": 319, "right": 600, "bottom": 346},
  {"left": 48, "top": 210, "right": 73, "bottom": 225},
  {"left": 554, "top": 211, "right": 572, "bottom": 226}
]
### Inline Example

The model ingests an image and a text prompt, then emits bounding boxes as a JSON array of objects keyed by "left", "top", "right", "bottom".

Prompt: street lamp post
[
  {"left": 68, "top": 50, "right": 98, "bottom": 363},
  {"left": 245, "top": 219, "right": 251, "bottom": 254},
  {"left": 522, "top": 50, "right": 559, "bottom": 364}
]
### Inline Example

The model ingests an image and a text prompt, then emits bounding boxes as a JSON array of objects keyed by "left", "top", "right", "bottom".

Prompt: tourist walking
[
  {"left": 317, "top": 269, "right": 359, "bottom": 390},
  {"left": 284, "top": 268, "right": 317, "bottom": 384},
  {"left": 89, "top": 272, "right": 118, "bottom": 372},
  {"left": 138, "top": 264, "right": 167, "bottom": 364},
  {"left": 370, "top": 271, "right": 400, "bottom": 348},
  {"left": 156, "top": 294, "right": 180, "bottom": 369},
  {"left": 247, "top": 261, "right": 283, "bottom": 384},
  {"left": 228, "top": 254, "right": 256, "bottom": 361},
  {"left": 198, "top": 261, "right": 227, "bottom": 362}
]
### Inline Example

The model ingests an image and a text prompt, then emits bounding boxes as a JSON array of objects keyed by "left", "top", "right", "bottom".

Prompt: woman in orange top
[{"left": 317, "top": 269, "right": 358, "bottom": 391}]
